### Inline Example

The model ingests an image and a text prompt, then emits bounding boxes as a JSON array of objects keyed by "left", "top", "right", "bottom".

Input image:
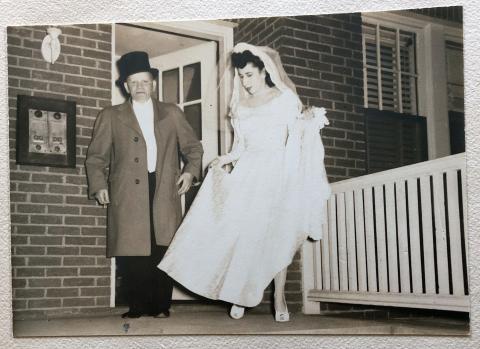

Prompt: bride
[{"left": 158, "top": 43, "right": 331, "bottom": 322}]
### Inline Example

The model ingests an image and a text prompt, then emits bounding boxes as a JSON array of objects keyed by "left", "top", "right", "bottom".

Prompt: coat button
[
  {"left": 135, "top": 179, "right": 140, "bottom": 184},
  {"left": 134, "top": 137, "right": 139, "bottom": 142},
  {"left": 134, "top": 157, "right": 139, "bottom": 163}
]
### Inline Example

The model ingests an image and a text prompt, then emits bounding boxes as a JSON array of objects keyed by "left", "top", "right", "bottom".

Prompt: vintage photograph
[{"left": 7, "top": 6, "right": 469, "bottom": 336}]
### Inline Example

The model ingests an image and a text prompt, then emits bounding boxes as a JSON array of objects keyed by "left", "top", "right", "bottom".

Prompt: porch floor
[{"left": 13, "top": 305, "right": 469, "bottom": 337}]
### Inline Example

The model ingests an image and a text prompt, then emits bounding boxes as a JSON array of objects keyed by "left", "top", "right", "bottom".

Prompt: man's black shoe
[
  {"left": 121, "top": 311, "right": 143, "bottom": 319},
  {"left": 151, "top": 310, "right": 170, "bottom": 318}
]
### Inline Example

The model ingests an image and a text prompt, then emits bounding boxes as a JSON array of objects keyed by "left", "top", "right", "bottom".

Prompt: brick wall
[
  {"left": 233, "top": 13, "right": 365, "bottom": 312},
  {"left": 8, "top": 24, "right": 112, "bottom": 319}
]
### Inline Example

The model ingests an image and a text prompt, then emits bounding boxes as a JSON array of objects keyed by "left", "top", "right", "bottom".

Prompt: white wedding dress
[{"left": 158, "top": 89, "right": 330, "bottom": 307}]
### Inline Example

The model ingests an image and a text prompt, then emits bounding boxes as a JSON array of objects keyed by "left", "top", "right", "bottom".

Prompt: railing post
[{"left": 301, "top": 240, "right": 321, "bottom": 314}]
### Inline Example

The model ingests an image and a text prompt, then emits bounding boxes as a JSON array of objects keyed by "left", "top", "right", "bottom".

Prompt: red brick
[
  {"left": 17, "top": 204, "right": 46, "bottom": 214},
  {"left": 82, "top": 67, "right": 110, "bottom": 79},
  {"left": 81, "top": 206, "right": 105, "bottom": 216},
  {"left": 20, "top": 80, "right": 48, "bottom": 90},
  {"left": 81, "top": 287, "right": 109, "bottom": 296},
  {"left": 47, "top": 205, "right": 80, "bottom": 215},
  {"left": 65, "top": 236, "right": 97, "bottom": 245},
  {"left": 30, "top": 215, "right": 62, "bottom": 225},
  {"left": 80, "top": 267, "right": 110, "bottom": 276},
  {"left": 66, "top": 176, "right": 87, "bottom": 185},
  {"left": 67, "top": 56, "right": 96, "bottom": 67},
  {"left": 31, "top": 71, "right": 63, "bottom": 82},
  {"left": 16, "top": 225, "right": 46, "bottom": 235},
  {"left": 48, "top": 166, "right": 81, "bottom": 175},
  {"left": 23, "top": 39, "right": 41, "bottom": 49},
  {"left": 10, "top": 172, "right": 30, "bottom": 181},
  {"left": 16, "top": 289, "right": 44, "bottom": 298},
  {"left": 67, "top": 95, "right": 97, "bottom": 107},
  {"left": 322, "top": 91, "right": 345, "bottom": 101},
  {"left": 65, "top": 74, "right": 95, "bottom": 87},
  {"left": 46, "top": 288, "right": 79, "bottom": 297},
  {"left": 49, "top": 63, "right": 81, "bottom": 75},
  {"left": 8, "top": 46, "right": 33, "bottom": 58},
  {"left": 47, "top": 226, "right": 80, "bottom": 235},
  {"left": 30, "top": 236, "right": 63, "bottom": 245},
  {"left": 12, "top": 279, "right": 27, "bottom": 288},
  {"left": 8, "top": 56, "right": 18, "bottom": 65},
  {"left": 81, "top": 247, "right": 105, "bottom": 256},
  {"left": 17, "top": 268, "right": 45, "bottom": 277},
  {"left": 30, "top": 194, "right": 63, "bottom": 204},
  {"left": 96, "top": 79, "right": 111, "bottom": 90},
  {"left": 16, "top": 246, "right": 45, "bottom": 255},
  {"left": 47, "top": 247, "right": 80, "bottom": 255},
  {"left": 28, "top": 299, "right": 61, "bottom": 308},
  {"left": 97, "top": 41, "right": 111, "bottom": 52},
  {"left": 82, "top": 49, "right": 110, "bottom": 61},
  {"left": 29, "top": 278, "right": 62, "bottom": 287},
  {"left": 49, "top": 184, "right": 80, "bottom": 195},
  {"left": 46, "top": 267, "right": 78, "bottom": 277},
  {"left": 96, "top": 277, "right": 110, "bottom": 286},
  {"left": 66, "top": 36, "right": 96, "bottom": 48},
  {"left": 7, "top": 35, "right": 22, "bottom": 45},
  {"left": 66, "top": 196, "right": 91, "bottom": 206},
  {"left": 63, "top": 257, "right": 96, "bottom": 266},
  {"left": 83, "top": 29, "right": 111, "bottom": 42},
  {"left": 9, "top": 77, "right": 19, "bottom": 87},
  {"left": 98, "top": 24, "right": 111, "bottom": 33},
  {"left": 63, "top": 278, "right": 95, "bottom": 287},
  {"left": 12, "top": 236, "right": 28, "bottom": 245},
  {"left": 8, "top": 67, "right": 31, "bottom": 78},
  {"left": 62, "top": 45, "right": 82, "bottom": 56},
  {"left": 65, "top": 216, "right": 95, "bottom": 226},
  {"left": 83, "top": 87, "right": 110, "bottom": 99},
  {"left": 63, "top": 298, "right": 95, "bottom": 307},
  {"left": 28, "top": 93, "right": 66, "bottom": 104},
  {"left": 12, "top": 257, "right": 26, "bottom": 266},
  {"left": 50, "top": 83, "right": 81, "bottom": 95},
  {"left": 28, "top": 257, "right": 62, "bottom": 266},
  {"left": 96, "top": 297, "right": 110, "bottom": 306}
]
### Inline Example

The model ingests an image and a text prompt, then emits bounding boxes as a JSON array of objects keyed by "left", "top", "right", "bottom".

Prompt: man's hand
[
  {"left": 95, "top": 189, "right": 110, "bottom": 207},
  {"left": 177, "top": 172, "right": 194, "bottom": 195}
]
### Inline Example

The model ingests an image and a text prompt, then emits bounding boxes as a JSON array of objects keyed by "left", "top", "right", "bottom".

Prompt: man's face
[{"left": 124, "top": 71, "right": 156, "bottom": 103}]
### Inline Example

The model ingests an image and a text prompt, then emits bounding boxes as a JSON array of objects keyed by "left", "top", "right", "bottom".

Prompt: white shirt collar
[{"left": 132, "top": 98, "right": 153, "bottom": 111}]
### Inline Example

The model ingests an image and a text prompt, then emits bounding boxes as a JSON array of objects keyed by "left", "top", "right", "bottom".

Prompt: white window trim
[{"left": 362, "top": 12, "right": 463, "bottom": 160}]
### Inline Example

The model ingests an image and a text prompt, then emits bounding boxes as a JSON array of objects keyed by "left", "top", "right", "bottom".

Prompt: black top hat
[{"left": 116, "top": 51, "right": 159, "bottom": 84}]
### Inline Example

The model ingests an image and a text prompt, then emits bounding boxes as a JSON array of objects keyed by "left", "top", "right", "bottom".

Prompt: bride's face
[{"left": 238, "top": 63, "right": 267, "bottom": 95}]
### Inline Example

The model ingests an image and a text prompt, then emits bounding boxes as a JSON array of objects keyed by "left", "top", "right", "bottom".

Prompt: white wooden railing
[{"left": 302, "top": 153, "right": 469, "bottom": 313}]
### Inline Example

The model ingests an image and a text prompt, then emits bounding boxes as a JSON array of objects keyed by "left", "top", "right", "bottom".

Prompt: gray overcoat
[{"left": 85, "top": 99, "right": 203, "bottom": 257}]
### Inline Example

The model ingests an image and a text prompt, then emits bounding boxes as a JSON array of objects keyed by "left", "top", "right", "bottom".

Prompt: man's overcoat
[{"left": 86, "top": 99, "right": 203, "bottom": 257}]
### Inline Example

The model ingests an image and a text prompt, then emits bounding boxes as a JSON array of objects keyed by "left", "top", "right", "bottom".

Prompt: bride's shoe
[
  {"left": 275, "top": 309, "right": 290, "bottom": 322},
  {"left": 274, "top": 295, "right": 290, "bottom": 322},
  {"left": 230, "top": 304, "right": 245, "bottom": 319}
]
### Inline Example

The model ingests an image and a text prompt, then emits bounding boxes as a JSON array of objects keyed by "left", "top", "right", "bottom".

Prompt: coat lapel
[{"left": 117, "top": 100, "right": 143, "bottom": 136}]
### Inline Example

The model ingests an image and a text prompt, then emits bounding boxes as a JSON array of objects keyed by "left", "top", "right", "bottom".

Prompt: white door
[{"left": 150, "top": 41, "right": 219, "bottom": 299}]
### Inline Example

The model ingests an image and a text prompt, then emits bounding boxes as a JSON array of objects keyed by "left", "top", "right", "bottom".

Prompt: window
[{"left": 362, "top": 22, "right": 418, "bottom": 115}]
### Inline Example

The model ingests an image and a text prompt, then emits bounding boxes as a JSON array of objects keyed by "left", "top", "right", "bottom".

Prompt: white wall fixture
[{"left": 41, "top": 27, "right": 62, "bottom": 64}]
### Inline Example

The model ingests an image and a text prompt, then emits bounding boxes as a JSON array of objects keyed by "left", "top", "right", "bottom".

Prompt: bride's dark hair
[{"left": 231, "top": 50, "right": 275, "bottom": 87}]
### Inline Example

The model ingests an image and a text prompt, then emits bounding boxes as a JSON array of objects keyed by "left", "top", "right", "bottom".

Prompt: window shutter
[{"left": 365, "top": 108, "right": 428, "bottom": 173}]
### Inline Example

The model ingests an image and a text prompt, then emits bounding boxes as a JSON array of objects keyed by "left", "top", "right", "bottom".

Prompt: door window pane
[
  {"left": 184, "top": 103, "right": 202, "bottom": 140},
  {"left": 162, "top": 68, "right": 179, "bottom": 104},
  {"left": 183, "top": 62, "right": 201, "bottom": 102}
]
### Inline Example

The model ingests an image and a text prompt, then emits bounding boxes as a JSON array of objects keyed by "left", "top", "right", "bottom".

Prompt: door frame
[{"left": 109, "top": 20, "right": 236, "bottom": 307}]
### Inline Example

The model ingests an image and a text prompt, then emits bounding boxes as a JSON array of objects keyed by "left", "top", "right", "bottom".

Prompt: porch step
[{"left": 170, "top": 301, "right": 271, "bottom": 314}]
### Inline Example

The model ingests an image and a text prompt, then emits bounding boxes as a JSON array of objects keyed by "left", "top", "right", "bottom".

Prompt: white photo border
[{"left": 0, "top": 0, "right": 477, "bottom": 348}]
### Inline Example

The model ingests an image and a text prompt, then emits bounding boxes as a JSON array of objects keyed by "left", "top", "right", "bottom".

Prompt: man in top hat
[{"left": 85, "top": 51, "right": 203, "bottom": 318}]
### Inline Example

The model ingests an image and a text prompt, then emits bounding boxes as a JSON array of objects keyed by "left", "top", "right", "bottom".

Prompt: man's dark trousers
[{"left": 118, "top": 172, "right": 173, "bottom": 315}]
